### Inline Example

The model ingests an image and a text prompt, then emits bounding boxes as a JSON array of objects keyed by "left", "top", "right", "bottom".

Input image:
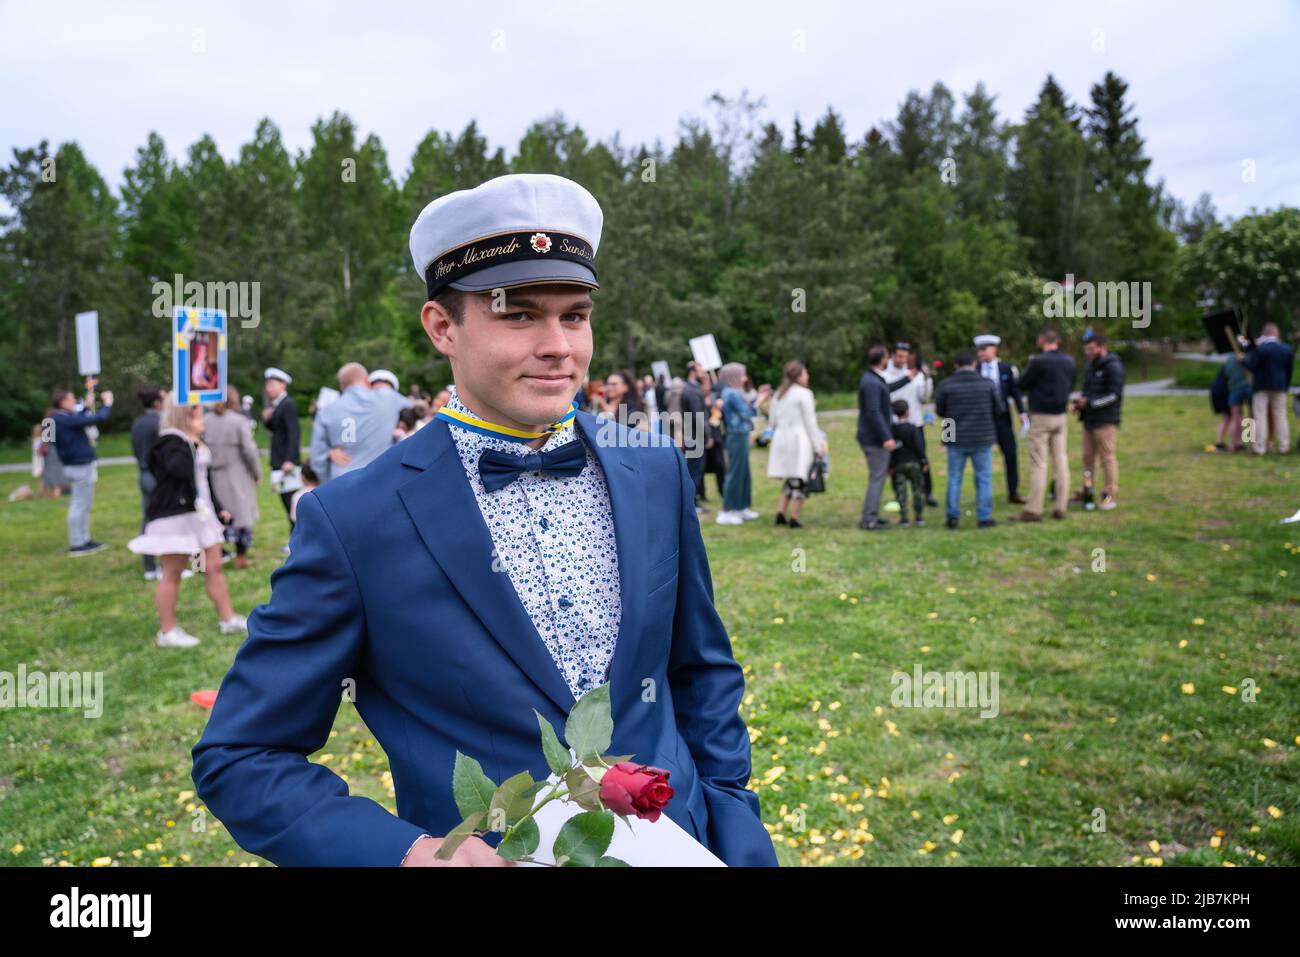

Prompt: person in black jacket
[
  {"left": 857, "top": 344, "right": 915, "bottom": 530},
  {"left": 934, "top": 351, "right": 999, "bottom": 529},
  {"left": 888, "top": 400, "right": 927, "bottom": 526},
  {"left": 1014, "top": 329, "right": 1076, "bottom": 522},
  {"left": 974, "top": 334, "right": 1028, "bottom": 504},
  {"left": 261, "top": 367, "right": 301, "bottom": 530},
  {"left": 128, "top": 394, "right": 248, "bottom": 648},
  {"left": 1070, "top": 333, "right": 1124, "bottom": 509}
]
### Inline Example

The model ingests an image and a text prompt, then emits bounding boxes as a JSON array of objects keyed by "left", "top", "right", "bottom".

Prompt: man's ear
[{"left": 421, "top": 300, "right": 457, "bottom": 360}]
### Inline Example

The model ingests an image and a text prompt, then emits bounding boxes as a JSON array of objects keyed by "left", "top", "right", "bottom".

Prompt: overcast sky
[{"left": 2, "top": 0, "right": 1297, "bottom": 219}]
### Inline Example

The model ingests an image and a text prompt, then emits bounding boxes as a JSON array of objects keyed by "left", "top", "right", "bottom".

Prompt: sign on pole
[
  {"left": 688, "top": 334, "right": 722, "bottom": 372},
  {"left": 650, "top": 360, "right": 672, "bottom": 384},
  {"left": 173, "top": 306, "right": 228, "bottom": 405},
  {"left": 75, "top": 311, "right": 100, "bottom": 376}
]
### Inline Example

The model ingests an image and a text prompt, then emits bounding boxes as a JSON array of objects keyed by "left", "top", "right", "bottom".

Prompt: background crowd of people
[{"left": 25, "top": 325, "right": 1296, "bottom": 645}]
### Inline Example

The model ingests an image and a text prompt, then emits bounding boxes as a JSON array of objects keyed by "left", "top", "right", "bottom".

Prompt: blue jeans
[{"left": 945, "top": 445, "right": 993, "bottom": 522}]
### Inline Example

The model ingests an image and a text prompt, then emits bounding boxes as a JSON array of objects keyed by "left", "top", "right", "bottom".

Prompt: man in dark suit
[
  {"left": 192, "top": 173, "right": 776, "bottom": 868},
  {"left": 974, "top": 335, "right": 1027, "bottom": 504},
  {"left": 261, "top": 367, "right": 300, "bottom": 529},
  {"left": 857, "top": 344, "right": 915, "bottom": 530}
]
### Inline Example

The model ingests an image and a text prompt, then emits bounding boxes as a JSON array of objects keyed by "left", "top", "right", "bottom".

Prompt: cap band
[{"left": 424, "top": 229, "right": 596, "bottom": 299}]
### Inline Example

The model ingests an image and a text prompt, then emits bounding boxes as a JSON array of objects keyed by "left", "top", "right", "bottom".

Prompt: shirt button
[{"left": 558, "top": 596, "right": 573, "bottom": 610}]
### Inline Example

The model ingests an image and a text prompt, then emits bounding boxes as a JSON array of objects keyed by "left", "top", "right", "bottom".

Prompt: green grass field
[{"left": 1, "top": 396, "right": 1296, "bottom": 867}]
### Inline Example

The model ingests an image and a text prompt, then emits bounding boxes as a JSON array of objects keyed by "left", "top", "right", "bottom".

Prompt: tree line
[{"left": 1, "top": 72, "right": 1295, "bottom": 439}]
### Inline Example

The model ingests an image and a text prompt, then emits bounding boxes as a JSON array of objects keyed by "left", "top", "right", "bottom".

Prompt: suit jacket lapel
[{"left": 395, "top": 420, "right": 576, "bottom": 714}]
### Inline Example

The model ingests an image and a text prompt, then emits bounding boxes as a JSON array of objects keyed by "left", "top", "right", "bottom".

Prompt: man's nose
[{"left": 534, "top": 316, "right": 573, "bottom": 357}]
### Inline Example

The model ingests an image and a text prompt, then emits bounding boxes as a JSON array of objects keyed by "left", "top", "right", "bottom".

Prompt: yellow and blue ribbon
[{"left": 437, "top": 399, "right": 578, "bottom": 443}]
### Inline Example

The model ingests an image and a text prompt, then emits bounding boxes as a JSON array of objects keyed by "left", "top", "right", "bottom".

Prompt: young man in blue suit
[{"left": 192, "top": 173, "right": 777, "bottom": 867}]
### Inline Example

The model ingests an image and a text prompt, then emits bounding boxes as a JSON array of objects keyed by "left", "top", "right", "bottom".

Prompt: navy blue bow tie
[{"left": 478, "top": 440, "right": 587, "bottom": 492}]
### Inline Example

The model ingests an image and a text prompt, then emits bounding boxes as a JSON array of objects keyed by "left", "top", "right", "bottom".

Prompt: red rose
[{"left": 599, "top": 761, "right": 674, "bottom": 822}]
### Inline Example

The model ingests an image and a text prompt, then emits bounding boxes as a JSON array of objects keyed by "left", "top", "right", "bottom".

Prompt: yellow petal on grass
[
  {"left": 10, "top": 844, "right": 23, "bottom": 855},
  {"left": 1209, "top": 836, "right": 1222, "bottom": 848},
  {"left": 1267, "top": 806, "right": 1284, "bottom": 819},
  {"left": 1159, "top": 733, "right": 1172, "bottom": 743},
  {"left": 946, "top": 586, "right": 957, "bottom": 594},
  {"left": 920, "top": 645, "right": 931, "bottom": 653},
  {"left": 1178, "top": 639, "right": 1188, "bottom": 649},
  {"left": 926, "top": 612, "right": 939, "bottom": 620},
  {"left": 1192, "top": 618, "right": 1205, "bottom": 626},
  {"left": 1262, "top": 738, "right": 1278, "bottom": 749},
  {"left": 772, "top": 617, "right": 784, "bottom": 625},
  {"left": 911, "top": 810, "right": 922, "bottom": 820},
  {"left": 839, "top": 593, "right": 848, "bottom": 601},
  {"left": 1181, "top": 683, "right": 1196, "bottom": 695},
  {"left": 91, "top": 856, "right": 113, "bottom": 867},
  {"left": 1146, "top": 574, "right": 1158, "bottom": 582},
  {"left": 1143, "top": 857, "right": 1164, "bottom": 867},
  {"left": 950, "top": 829, "right": 964, "bottom": 844},
  {"left": 1148, "top": 839, "right": 1161, "bottom": 853},
  {"left": 1017, "top": 757, "right": 1030, "bottom": 768},
  {"left": 1222, "top": 686, "right": 1238, "bottom": 695},
  {"left": 943, "top": 813, "right": 959, "bottom": 825}
]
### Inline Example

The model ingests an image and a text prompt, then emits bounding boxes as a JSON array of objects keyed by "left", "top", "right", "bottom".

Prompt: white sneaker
[
  {"left": 716, "top": 511, "right": 744, "bottom": 525},
  {"left": 741, "top": 509, "right": 760, "bottom": 520},
  {"left": 156, "top": 626, "right": 200, "bottom": 648},
  {"left": 219, "top": 613, "right": 248, "bottom": 635},
  {"left": 143, "top": 569, "right": 161, "bottom": 582},
  {"left": 181, "top": 568, "right": 195, "bottom": 580}
]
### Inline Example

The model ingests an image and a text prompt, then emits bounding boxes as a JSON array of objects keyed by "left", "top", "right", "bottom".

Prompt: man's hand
[
  {"left": 100, "top": 389, "right": 114, "bottom": 406},
  {"left": 906, "top": 367, "right": 918, "bottom": 380},
  {"left": 262, "top": 407, "right": 274, "bottom": 422},
  {"left": 329, "top": 447, "right": 352, "bottom": 467},
  {"left": 883, "top": 439, "right": 898, "bottom": 451},
  {"left": 280, "top": 462, "right": 295, "bottom": 473},
  {"left": 400, "top": 834, "right": 515, "bottom": 867}
]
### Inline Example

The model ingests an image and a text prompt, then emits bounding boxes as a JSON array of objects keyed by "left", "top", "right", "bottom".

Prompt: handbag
[{"left": 806, "top": 454, "right": 827, "bottom": 494}]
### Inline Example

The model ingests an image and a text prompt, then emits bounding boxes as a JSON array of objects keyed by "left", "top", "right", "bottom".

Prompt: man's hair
[
  {"left": 1038, "top": 328, "right": 1060, "bottom": 345},
  {"left": 433, "top": 286, "right": 469, "bottom": 324},
  {"left": 1261, "top": 322, "right": 1280, "bottom": 336},
  {"left": 50, "top": 388, "right": 72, "bottom": 408},
  {"left": 868, "top": 344, "right": 889, "bottom": 368},
  {"left": 954, "top": 350, "right": 976, "bottom": 368},
  {"left": 891, "top": 399, "right": 909, "bottom": 418},
  {"left": 1088, "top": 332, "right": 1107, "bottom": 347},
  {"left": 338, "top": 362, "right": 368, "bottom": 388},
  {"left": 138, "top": 388, "right": 163, "bottom": 408}
]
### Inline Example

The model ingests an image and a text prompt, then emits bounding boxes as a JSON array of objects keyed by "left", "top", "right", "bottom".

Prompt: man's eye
[
  {"left": 563, "top": 313, "right": 589, "bottom": 323},
  {"left": 503, "top": 311, "right": 532, "bottom": 321}
]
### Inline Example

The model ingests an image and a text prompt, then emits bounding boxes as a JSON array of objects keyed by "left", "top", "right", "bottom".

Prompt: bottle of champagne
[{"left": 1082, "top": 469, "right": 1095, "bottom": 511}]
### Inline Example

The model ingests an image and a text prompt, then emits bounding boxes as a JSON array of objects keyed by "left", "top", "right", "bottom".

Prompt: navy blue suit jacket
[{"left": 192, "top": 411, "right": 777, "bottom": 867}]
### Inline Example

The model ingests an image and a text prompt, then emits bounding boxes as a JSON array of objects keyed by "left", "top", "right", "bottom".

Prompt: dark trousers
[
  {"left": 686, "top": 449, "right": 705, "bottom": 503},
  {"left": 994, "top": 412, "right": 1020, "bottom": 497},
  {"left": 279, "top": 490, "right": 296, "bottom": 527},
  {"left": 918, "top": 424, "right": 933, "bottom": 497},
  {"left": 891, "top": 461, "right": 925, "bottom": 520}
]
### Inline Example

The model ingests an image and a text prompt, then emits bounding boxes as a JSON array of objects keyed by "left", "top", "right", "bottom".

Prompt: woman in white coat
[{"left": 766, "top": 360, "right": 827, "bottom": 528}]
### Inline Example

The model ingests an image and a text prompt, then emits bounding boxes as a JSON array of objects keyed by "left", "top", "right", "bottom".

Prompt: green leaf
[
  {"left": 565, "top": 683, "right": 613, "bottom": 762},
  {"left": 565, "top": 766, "right": 605, "bottom": 812},
  {"left": 451, "top": 752, "right": 497, "bottom": 820},
  {"left": 497, "top": 816, "right": 541, "bottom": 861},
  {"left": 596, "top": 856, "right": 630, "bottom": 866},
  {"left": 488, "top": 770, "right": 538, "bottom": 830},
  {"left": 432, "top": 811, "right": 485, "bottom": 861},
  {"left": 552, "top": 810, "right": 614, "bottom": 867},
  {"left": 535, "top": 708, "right": 573, "bottom": 776},
  {"left": 588, "top": 753, "right": 633, "bottom": 768}
]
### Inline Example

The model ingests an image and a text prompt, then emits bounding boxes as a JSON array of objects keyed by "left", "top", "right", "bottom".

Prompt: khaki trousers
[
  {"left": 1026, "top": 413, "right": 1069, "bottom": 516},
  {"left": 1082, "top": 424, "right": 1118, "bottom": 498},
  {"left": 1250, "top": 391, "right": 1291, "bottom": 454}
]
